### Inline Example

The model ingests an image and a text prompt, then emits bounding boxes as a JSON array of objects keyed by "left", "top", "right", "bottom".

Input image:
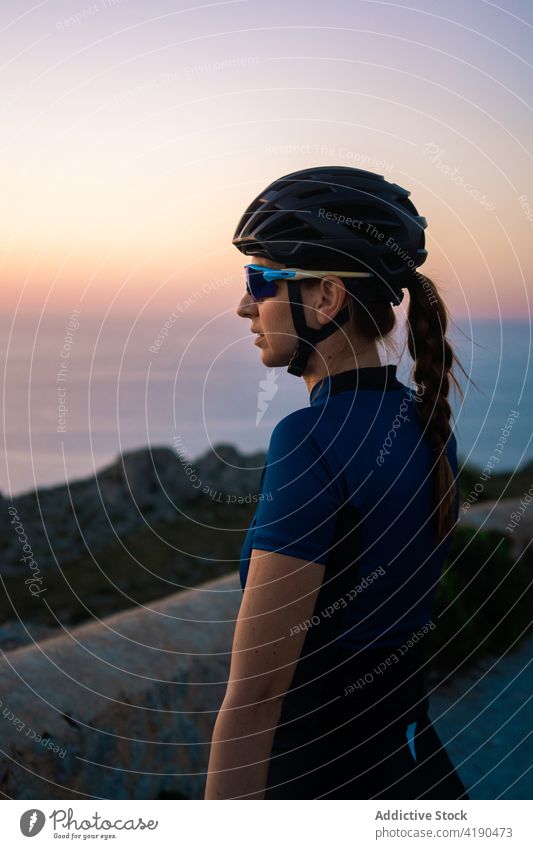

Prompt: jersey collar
[{"left": 309, "top": 365, "right": 403, "bottom": 406}]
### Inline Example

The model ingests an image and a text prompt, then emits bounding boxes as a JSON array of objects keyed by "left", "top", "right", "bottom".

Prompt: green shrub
[{"left": 427, "top": 525, "right": 532, "bottom": 674}]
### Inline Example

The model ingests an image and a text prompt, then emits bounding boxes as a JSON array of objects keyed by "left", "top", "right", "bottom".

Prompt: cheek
[
  {"left": 262, "top": 304, "right": 293, "bottom": 342},
  {"left": 263, "top": 297, "right": 291, "bottom": 325}
]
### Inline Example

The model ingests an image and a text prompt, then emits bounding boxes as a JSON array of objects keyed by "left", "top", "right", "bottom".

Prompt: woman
[{"left": 204, "top": 166, "right": 469, "bottom": 800}]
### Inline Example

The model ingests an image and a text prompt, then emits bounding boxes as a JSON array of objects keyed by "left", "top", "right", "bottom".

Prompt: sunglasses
[{"left": 244, "top": 264, "right": 373, "bottom": 302}]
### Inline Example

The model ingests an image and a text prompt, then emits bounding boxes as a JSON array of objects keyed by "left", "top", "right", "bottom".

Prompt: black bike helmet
[{"left": 232, "top": 166, "right": 428, "bottom": 376}]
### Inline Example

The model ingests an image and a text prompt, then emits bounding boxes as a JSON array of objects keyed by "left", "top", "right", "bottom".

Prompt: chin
[{"left": 258, "top": 347, "right": 291, "bottom": 368}]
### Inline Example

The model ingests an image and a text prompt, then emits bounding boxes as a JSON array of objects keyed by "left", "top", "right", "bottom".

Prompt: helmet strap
[{"left": 286, "top": 279, "right": 351, "bottom": 377}]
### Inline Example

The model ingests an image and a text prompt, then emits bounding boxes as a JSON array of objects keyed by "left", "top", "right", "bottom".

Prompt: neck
[{"left": 303, "top": 343, "right": 382, "bottom": 397}]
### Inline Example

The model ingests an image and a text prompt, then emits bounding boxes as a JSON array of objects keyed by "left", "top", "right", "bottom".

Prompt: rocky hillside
[
  {"left": 0, "top": 446, "right": 531, "bottom": 654},
  {"left": 0, "top": 443, "right": 266, "bottom": 577},
  {"left": 0, "top": 443, "right": 267, "bottom": 650}
]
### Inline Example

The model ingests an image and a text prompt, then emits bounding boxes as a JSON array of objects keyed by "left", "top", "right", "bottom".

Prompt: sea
[{"left": 1, "top": 312, "right": 531, "bottom": 497}]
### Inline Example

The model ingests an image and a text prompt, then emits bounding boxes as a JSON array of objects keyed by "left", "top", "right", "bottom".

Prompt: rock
[
  {"left": 0, "top": 443, "right": 266, "bottom": 576},
  {"left": 0, "top": 572, "right": 241, "bottom": 800},
  {"left": 0, "top": 620, "right": 61, "bottom": 652}
]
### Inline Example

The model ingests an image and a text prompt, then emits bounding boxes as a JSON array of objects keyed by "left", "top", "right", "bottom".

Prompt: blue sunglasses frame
[
  {"left": 244, "top": 264, "right": 373, "bottom": 302},
  {"left": 244, "top": 264, "right": 282, "bottom": 300}
]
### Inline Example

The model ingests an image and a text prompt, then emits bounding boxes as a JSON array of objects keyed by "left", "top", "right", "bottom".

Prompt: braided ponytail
[
  {"left": 405, "top": 272, "right": 464, "bottom": 544},
  {"left": 341, "top": 269, "right": 466, "bottom": 546}
]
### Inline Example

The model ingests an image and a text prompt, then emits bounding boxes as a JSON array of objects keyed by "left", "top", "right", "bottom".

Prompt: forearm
[{"left": 204, "top": 695, "right": 284, "bottom": 799}]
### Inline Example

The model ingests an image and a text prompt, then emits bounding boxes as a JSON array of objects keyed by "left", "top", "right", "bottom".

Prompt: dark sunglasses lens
[{"left": 245, "top": 267, "right": 278, "bottom": 301}]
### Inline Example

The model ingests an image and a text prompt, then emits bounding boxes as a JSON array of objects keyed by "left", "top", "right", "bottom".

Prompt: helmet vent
[
  {"left": 298, "top": 186, "right": 329, "bottom": 200},
  {"left": 261, "top": 216, "right": 318, "bottom": 241}
]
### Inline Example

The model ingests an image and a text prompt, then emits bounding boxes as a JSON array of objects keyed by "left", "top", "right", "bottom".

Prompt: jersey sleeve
[{"left": 250, "top": 411, "right": 344, "bottom": 565}]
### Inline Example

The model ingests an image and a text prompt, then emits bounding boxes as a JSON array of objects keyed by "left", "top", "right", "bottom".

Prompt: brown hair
[{"left": 342, "top": 272, "right": 465, "bottom": 545}]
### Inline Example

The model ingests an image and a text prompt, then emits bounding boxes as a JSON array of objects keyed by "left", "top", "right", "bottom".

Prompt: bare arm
[{"left": 204, "top": 547, "right": 326, "bottom": 799}]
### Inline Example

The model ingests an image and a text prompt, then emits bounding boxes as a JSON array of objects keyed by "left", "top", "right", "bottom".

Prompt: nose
[{"left": 236, "top": 291, "right": 258, "bottom": 318}]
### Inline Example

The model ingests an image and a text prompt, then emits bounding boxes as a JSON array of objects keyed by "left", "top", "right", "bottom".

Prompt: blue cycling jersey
[{"left": 239, "top": 364, "right": 460, "bottom": 655}]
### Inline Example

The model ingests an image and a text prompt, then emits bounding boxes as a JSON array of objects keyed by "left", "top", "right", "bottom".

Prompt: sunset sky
[{"left": 2, "top": 0, "right": 532, "bottom": 320}]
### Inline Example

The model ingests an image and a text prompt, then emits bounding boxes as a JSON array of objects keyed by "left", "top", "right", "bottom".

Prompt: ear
[{"left": 315, "top": 275, "right": 348, "bottom": 324}]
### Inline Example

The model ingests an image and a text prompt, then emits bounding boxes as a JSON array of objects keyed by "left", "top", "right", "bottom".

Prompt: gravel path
[{"left": 429, "top": 634, "right": 533, "bottom": 800}]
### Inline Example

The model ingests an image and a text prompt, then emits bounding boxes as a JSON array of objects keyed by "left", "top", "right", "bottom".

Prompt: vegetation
[
  {"left": 0, "top": 498, "right": 256, "bottom": 631},
  {"left": 457, "top": 456, "right": 533, "bottom": 502},
  {"left": 427, "top": 525, "right": 532, "bottom": 678}
]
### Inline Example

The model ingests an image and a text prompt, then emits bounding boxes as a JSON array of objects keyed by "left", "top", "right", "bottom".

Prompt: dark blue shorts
[
  {"left": 265, "top": 709, "right": 469, "bottom": 800},
  {"left": 265, "top": 713, "right": 469, "bottom": 799},
  {"left": 264, "top": 643, "right": 469, "bottom": 800}
]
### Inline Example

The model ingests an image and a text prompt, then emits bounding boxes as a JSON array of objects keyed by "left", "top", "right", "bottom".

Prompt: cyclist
[{"left": 205, "top": 166, "right": 469, "bottom": 800}]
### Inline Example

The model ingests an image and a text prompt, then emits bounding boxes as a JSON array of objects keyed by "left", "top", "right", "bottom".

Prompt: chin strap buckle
[{"left": 287, "top": 339, "right": 315, "bottom": 377}]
